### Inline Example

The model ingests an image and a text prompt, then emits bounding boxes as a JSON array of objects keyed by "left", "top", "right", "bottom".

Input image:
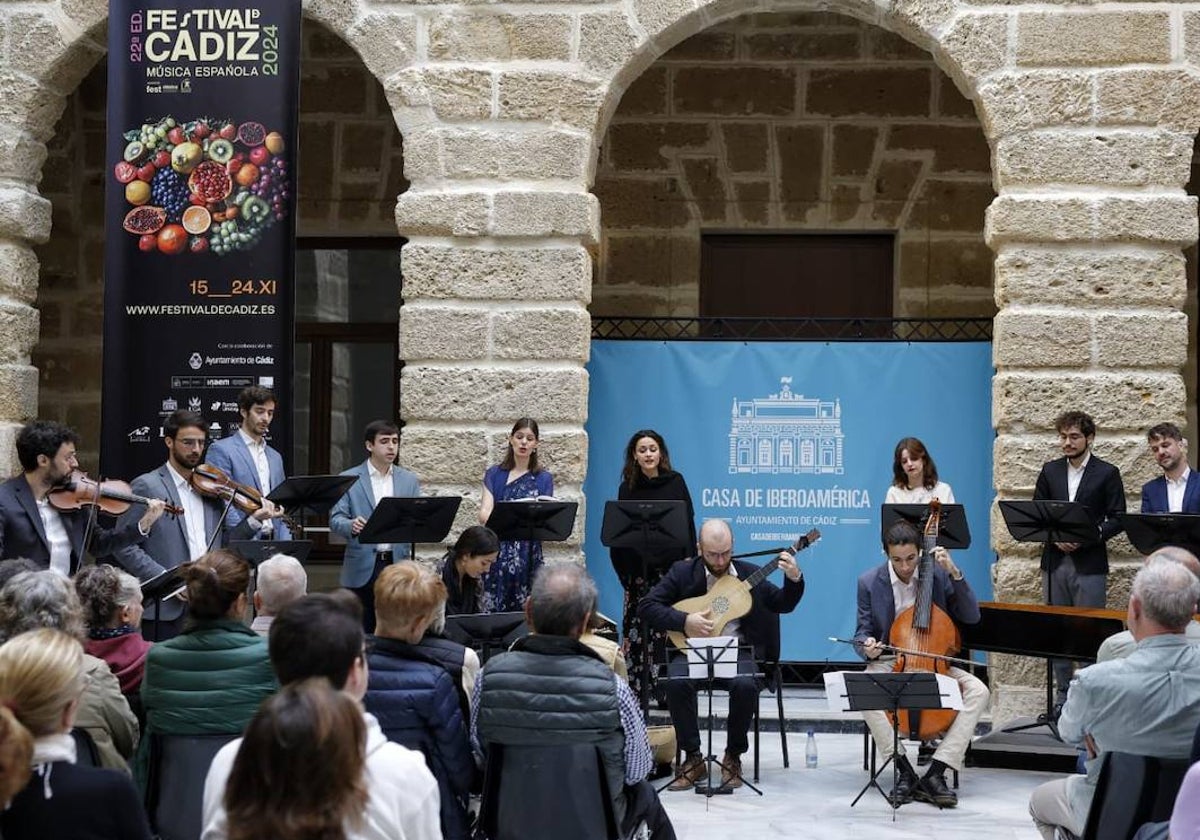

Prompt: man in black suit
[
  {"left": 639, "top": 518, "right": 804, "bottom": 792},
  {"left": 0, "top": 420, "right": 165, "bottom": 574},
  {"left": 1033, "top": 410, "right": 1126, "bottom": 704},
  {"left": 107, "top": 410, "right": 270, "bottom": 639}
]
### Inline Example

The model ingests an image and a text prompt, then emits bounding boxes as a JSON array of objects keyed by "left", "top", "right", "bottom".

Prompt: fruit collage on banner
[{"left": 115, "top": 117, "right": 290, "bottom": 256}]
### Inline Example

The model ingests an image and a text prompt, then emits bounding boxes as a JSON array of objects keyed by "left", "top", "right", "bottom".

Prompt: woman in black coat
[{"left": 610, "top": 429, "right": 696, "bottom": 707}]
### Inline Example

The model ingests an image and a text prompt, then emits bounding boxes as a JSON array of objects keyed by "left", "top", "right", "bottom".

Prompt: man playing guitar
[{"left": 639, "top": 518, "right": 805, "bottom": 792}]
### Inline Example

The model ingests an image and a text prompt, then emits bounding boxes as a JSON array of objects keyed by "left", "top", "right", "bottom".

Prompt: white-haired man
[{"left": 250, "top": 553, "right": 307, "bottom": 636}]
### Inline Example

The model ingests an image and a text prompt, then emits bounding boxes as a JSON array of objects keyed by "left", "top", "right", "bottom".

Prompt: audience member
[
  {"left": 138, "top": 549, "right": 276, "bottom": 784},
  {"left": 0, "top": 628, "right": 152, "bottom": 839},
  {"left": 473, "top": 563, "right": 676, "bottom": 840},
  {"left": 1097, "top": 545, "right": 1200, "bottom": 661},
  {"left": 74, "top": 565, "right": 151, "bottom": 704},
  {"left": 0, "top": 558, "right": 38, "bottom": 590},
  {"left": 1029, "top": 558, "right": 1200, "bottom": 839},
  {"left": 250, "top": 552, "right": 307, "bottom": 636},
  {"left": 440, "top": 525, "right": 499, "bottom": 616},
  {"left": 202, "top": 591, "right": 441, "bottom": 840},
  {"left": 419, "top": 603, "right": 480, "bottom": 721},
  {"left": 0, "top": 570, "right": 137, "bottom": 771},
  {"left": 581, "top": 610, "right": 628, "bottom": 678},
  {"left": 367, "top": 562, "right": 474, "bottom": 840},
  {"left": 0, "top": 699, "right": 32, "bottom": 809},
  {"left": 1167, "top": 761, "right": 1200, "bottom": 840}
]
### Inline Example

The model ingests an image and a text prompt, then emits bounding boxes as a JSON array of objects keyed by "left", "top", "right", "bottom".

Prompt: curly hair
[
  {"left": 0, "top": 571, "right": 86, "bottom": 645},
  {"left": 74, "top": 565, "right": 141, "bottom": 630}
]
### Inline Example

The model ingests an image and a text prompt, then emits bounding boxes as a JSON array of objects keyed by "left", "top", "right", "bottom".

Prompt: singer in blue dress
[{"left": 478, "top": 418, "right": 554, "bottom": 612}]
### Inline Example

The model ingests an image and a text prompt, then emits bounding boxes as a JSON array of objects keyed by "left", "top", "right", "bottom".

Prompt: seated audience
[
  {"left": 581, "top": 610, "right": 628, "bottom": 678},
  {"left": 0, "top": 558, "right": 38, "bottom": 590},
  {"left": 249, "top": 553, "right": 307, "bottom": 636},
  {"left": 139, "top": 549, "right": 276, "bottom": 783},
  {"left": 473, "top": 563, "right": 676, "bottom": 840},
  {"left": 419, "top": 603, "right": 480, "bottom": 721},
  {"left": 1098, "top": 546, "right": 1200, "bottom": 661},
  {"left": 1030, "top": 558, "right": 1200, "bottom": 839},
  {"left": 0, "top": 570, "right": 137, "bottom": 771},
  {"left": 440, "top": 525, "right": 499, "bottom": 616},
  {"left": 0, "top": 700, "right": 32, "bottom": 809},
  {"left": 74, "top": 565, "right": 151, "bottom": 723},
  {"left": 0, "top": 628, "right": 152, "bottom": 839},
  {"left": 202, "top": 591, "right": 440, "bottom": 840},
  {"left": 1167, "top": 761, "right": 1200, "bottom": 840},
  {"left": 366, "top": 563, "right": 474, "bottom": 840}
]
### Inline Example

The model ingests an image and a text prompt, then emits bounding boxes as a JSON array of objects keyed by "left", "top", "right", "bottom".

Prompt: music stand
[
  {"left": 881, "top": 504, "right": 971, "bottom": 549},
  {"left": 998, "top": 500, "right": 1098, "bottom": 545},
  {"left": 841, "top": 672, "right": 955, "bottom": 819},
  {"left": 1118, "top": 512, "right": 1200, "bottom": 556},
  {"left": 359, "top": 496, "right": 462, "bottom": 560},
  {"left": 141, "top": 566, "right": 186, "bottom": 643},
  {"left": 267, "top": 474, "right": 358, "bottom": 536},
  {"left": 600, "top": 500, "right": 691, "bottom": 718},
  {"left": 443, "top": 612, "right": 528, "bottom": 663},
  {"left": 228, "top": 540, "right": 314, "bottom": 567},
  {"left": 487, "top": 500, "right": 578, "bottom": 600}
]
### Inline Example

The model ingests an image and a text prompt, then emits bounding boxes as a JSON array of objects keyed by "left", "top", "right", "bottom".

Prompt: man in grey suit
[
  {"left": 330, "top": 420, "right": 420, "bottom": 633},
  {"left": 204, "top": 384, "right": 290, "bottom": 539},
  {"left": 108, "top": 410, "right": 269, "bottom": 639}
]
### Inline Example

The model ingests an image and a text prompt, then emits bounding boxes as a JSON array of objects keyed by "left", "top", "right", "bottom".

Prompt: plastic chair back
[
  {"left": 145, "top": 732, "right": 239, "bottom": 840},
  {"left": 1081, "top": 751, "right": 1191, "bottom": 840}
]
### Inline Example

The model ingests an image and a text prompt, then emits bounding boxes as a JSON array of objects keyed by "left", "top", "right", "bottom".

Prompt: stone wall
[
  {"left": 593, "top": 12, "right": 995, "bottom": 321},
  {"left": 31, "top": 22, "right": 406, "bottom": 469}
]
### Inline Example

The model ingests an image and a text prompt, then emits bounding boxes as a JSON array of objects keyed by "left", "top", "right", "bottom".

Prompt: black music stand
[
  {"left": 844, "top": 672, "right": 952, "bottom": 819},
  {"left": 141, "top": 566, "right": 186, "bottom": 643},
  {"left": 359, "top": 496, "right": 462, "bottom": 560},
  {"left": 228, "top": 540, "right": 314, "bottom": 567},
  {"left": 487, "top": 500, "right": 578, "bottom": 598},
  {"left": 1118, "top": 512, "right": 1200, "bottom": 556},
  {"left": 443, "top": 612, "right": 528, "bottom": 663},
  {"left": 600, "top": 500, "right": 691, "bottom": 718},
  {"left": 882, "top": 504, "right": 971, "bottom": 549},
  {"left": 267, "top": 474, "right": 358, "bottom": 536}
]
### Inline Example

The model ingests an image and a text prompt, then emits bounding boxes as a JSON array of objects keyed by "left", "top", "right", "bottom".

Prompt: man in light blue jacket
[{"left": 330, "top": 419, "right": 420, "bottom": 632}]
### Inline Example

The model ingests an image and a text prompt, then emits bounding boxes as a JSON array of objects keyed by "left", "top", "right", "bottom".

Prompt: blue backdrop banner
[{"left": 583, "top": 340, "right": 994, "bottom": 661}]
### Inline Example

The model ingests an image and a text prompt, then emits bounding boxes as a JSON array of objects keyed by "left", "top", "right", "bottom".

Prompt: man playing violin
[
  {"left": 854, "top": 520, "right": 988, "bottom": 808},
  {"left": 639, "top": 518, "right": 804, "bottom": 792},
  {"left": 107, "top": 410, "right": 273, "bottom": 639},
  {"left": 0, "top": 420, "right": 166, "bottom": 576},
  {"left": 204, "top": 385, "right": 290, "bottom": 539}
]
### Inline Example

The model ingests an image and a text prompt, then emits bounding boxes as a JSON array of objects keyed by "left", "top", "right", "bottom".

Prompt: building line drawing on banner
[{"left": 729, "top": 377, "right": 845, "bottom": 475}]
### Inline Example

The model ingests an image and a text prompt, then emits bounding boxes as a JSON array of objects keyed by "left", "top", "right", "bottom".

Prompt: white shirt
[
  {"left": 884, "top": 481, "right": 955, "bottom": 505},
  {"left": 170, "top": 463, "right": 210, "bottom": 561},
  {"left": 369, "top": 463, "right": 394, "bottom": 554},
  {"left": 36, "top": 496, "right": 72, "bottom": 575},
  {"left": 238, "top": 428, "right": 272, "bottom": 494},
  {"left": 1167, "top": 467, "right": 1191, "bottom": 513},
  {"left": 1067, "top": 452, "right": 1091, "bottom": 502},
  {"left": 706, "top": 563, "right": 740, "bottom": 639},
  {"left": 888, "top": 560, "right": 919, "bottom": 615}
]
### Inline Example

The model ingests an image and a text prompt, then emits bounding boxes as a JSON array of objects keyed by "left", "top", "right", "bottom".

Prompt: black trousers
[
  {"left": 624, "top": 780, "right": 677, "bottom": 840},
  {"left": 350, "top": 553, "right": 392, "bottom": 634},
  {"left": 664, "top": 646, "right": 760, "bottom": 756}
]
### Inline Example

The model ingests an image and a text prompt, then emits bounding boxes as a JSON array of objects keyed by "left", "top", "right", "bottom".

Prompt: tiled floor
[{"left": 655, "top": 688, "right": 1058, "bottom": 839}]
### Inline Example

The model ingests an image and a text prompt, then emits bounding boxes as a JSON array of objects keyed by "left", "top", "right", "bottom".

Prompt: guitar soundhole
[{"left": 712, "top": 596, "right": 730, "bottom": 615}]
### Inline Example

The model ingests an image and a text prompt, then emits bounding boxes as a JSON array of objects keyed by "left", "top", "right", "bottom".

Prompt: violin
[
  {"left": 49, "top": 471, "right": 183, "bottom": 517},
  {"left": 887, "top": 499, "right": 960, "bottom": 742},
  {"left": 188, "top": 463, "right": 297, "bottom": 530}
]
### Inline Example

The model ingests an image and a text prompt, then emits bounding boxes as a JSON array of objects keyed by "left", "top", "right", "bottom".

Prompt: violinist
[
  {"left": 854, "top": 520, "right": 988, "bottom": 808},
  {"left": 0, "top": 420, "right": 166, "bottom": 575},
  {"left": 204, "top": 385, "right": 290, "bottom": 539},
  {"left": 108, "top": 410, "right": 270, "bottom": 639}
]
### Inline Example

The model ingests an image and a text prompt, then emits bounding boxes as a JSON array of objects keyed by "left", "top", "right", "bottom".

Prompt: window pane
[
  {"left": 330, "top": 341, "right": 396, "bottom": 473},
  {"left": 292, "top": 343, "right": 312, "bottom": 472},
  {"left": 295, "top": 247, "right": 401, "bottom": 324}
]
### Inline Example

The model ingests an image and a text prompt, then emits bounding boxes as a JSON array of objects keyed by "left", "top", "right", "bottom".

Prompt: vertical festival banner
[{"left": 102, "top": 0, "right": 300, "bottom": 479}]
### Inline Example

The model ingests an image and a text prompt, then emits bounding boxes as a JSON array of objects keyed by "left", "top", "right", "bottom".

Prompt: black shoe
[
  {"left": 913, "top": 772, "right": 958, "bottom": 808},
  {"left": 889, "top": 768, "right": 920, "bottom": 807}
]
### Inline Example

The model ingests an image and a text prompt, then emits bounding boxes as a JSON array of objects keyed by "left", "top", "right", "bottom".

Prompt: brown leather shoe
[
  {"left": 720, "top": 752, "right": 744, "bottom": 789},
  {"left": 668, "top": 752, "right": 705, "bottom": 791}
]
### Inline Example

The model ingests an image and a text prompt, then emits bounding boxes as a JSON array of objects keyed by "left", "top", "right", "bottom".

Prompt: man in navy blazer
[
  {"left": 854, "top": 520, "right": 987, "bottom": 808},
  {"left": 106, "top": 410, "right": 268, "bottom": 639},
  {"left": 204, "top": 385, "right": 290, "bottom": 539},
  {"left": 330, "top": 419, "right": 421, "bottom": 633},
  {"left": 0, "top": 420, "right": 165, "bottom": 574},
  {"left": 1033, "top": 410, "right": 1126, "bottom": 703},
  {"left": 1140, "top": 422, "right": 1200, "bottom": 515},
  {"left": 639, "top": 518, "right": 803, "bottom": 792}
]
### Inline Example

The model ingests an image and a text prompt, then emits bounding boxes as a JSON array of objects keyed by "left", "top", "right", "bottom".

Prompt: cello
[{"left": 888, "top": 499, "right": 960, "bottom": 741}]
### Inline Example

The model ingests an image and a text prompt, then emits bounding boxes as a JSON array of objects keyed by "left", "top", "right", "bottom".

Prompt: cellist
[{"left": 854, "top": 520, "right": 989, "bottom": 808}]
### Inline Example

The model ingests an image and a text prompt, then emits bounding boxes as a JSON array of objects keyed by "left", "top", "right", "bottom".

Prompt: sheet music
[
  {"left": 821, "top": 671, "right": 964, "bottom": 712},
  {"left": 686, "top": 635, "right": 739, "bottom": 679}
]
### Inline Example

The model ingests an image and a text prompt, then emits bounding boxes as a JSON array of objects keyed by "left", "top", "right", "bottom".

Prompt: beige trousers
[
  {"left": 860, "top": 657, "right": 990, "bottom": 772},
  {"left": 1028, "top": 777, "right": 1084, "bottom": 840}
]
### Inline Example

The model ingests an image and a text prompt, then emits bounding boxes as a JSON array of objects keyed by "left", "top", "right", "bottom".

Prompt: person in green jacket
[{"left": 137, "top": 548, "right": 277, "bottom": 787}]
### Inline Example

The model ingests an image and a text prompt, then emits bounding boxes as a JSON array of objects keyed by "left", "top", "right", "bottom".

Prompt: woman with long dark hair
[
  {"left": 478, "top": 418, "right": 554, "bottom": 612},
  {"left": 611, "top": 429, "right": 695, "bottom": 706},
  {"left": 439, "top": 525, "right": 499, "bottom": 616},
  {"left": 885, "top": 437, "right": 955, "bottom": 505}
]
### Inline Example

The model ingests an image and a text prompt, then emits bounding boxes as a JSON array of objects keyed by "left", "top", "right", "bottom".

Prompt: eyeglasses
[
  {"left": 702, "top": 549, "right": 733, "bottom": 562},
  {"left": 176, "top": 438, "right": 207, "bottom": 448}
]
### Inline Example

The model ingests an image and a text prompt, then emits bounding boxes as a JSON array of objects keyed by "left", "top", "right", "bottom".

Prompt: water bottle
[{"left": 805, "top": 729, "right": 818, "bottom": 769}]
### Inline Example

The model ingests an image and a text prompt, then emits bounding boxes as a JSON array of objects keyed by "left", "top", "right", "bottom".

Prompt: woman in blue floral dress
[{"left": 478, "top": 418, "right": 554, "bottom": 612}]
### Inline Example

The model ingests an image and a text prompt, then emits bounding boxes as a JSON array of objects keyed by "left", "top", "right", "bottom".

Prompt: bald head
[
  {"left": 698, "top": 518, "right": 734, "bottom": 577},
  {"left": 1131, "top": 557, "right": 1200, "bottom": 636},
  {"left": 1147, "top": 546, "right": 1200, "bottom": 581},
  {"left": 528, "top": 563, "right": 596, "bottom": 638}
]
